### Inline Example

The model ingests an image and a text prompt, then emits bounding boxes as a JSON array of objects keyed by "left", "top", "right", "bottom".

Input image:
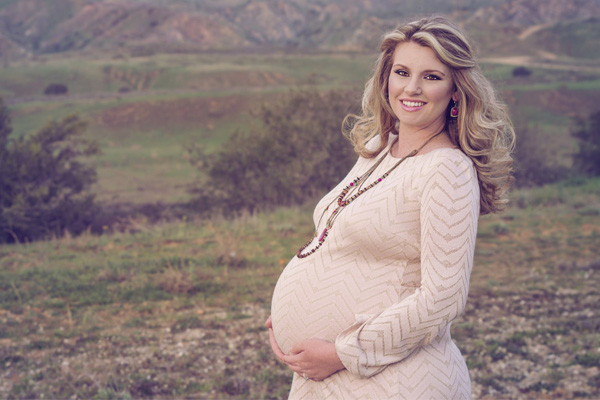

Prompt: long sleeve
[{"left": 334, "top": 153, "right": 480, "bottom": 378}]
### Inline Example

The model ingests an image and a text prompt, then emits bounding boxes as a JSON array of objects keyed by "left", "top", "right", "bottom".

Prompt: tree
[
  {"left": 188, "top": 90, "right": 359, "bottom": 214},
  {"left": 571, "top": 110, "right": 600, "bottom": 176},
  {"left": 0, "top": 99, "right": 100, "bottom": 243}
]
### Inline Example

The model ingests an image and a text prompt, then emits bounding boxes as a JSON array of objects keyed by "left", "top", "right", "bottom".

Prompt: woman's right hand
[
  {"left": 265, "top": 315, "right": 344, "bottom": 381},
  {"left": 265, "top": 315, "right": 287, "bottom": 362}
]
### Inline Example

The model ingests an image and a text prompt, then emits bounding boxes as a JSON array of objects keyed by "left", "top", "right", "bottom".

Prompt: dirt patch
[
  {"left": 0, "top": 303, "right": 290, "bottom": 399},
  {"left": 94, "top": 95, "right": 253, "bottom": 130},
  {"left": 185, "top": 70, "right": 295, "bottom": 91}
]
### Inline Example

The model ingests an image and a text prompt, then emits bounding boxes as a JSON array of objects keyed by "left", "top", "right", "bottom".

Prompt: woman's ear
[{"left": 452, "top": 91, "right": 459, "bottom": 102}]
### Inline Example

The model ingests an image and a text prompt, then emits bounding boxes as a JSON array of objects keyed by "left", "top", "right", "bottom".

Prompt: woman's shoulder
[
  {"left": 413, "top": 148, "right": 479, "bottom": 205},
  {"left": 416, "top": 147, "right": 477, "bottom": 181},
  {"left": 365, "top": 134, "right": 384, "bottom": 152},
  {"left": 420, "top": 147, "right": 473, "bottom": 166}
]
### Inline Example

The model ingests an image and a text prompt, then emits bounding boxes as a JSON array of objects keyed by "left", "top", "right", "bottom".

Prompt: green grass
[
  {"left": 1, "top": 52, "right": 373, "bottom": 99},
  {"left": 504, "top": 78, "right": 600, "bottom": 92},
  {"left": 482, "top": 61, "right": 600, "bottom": 92},
  {"left": 1, "top": 178, "right": 598, "bottom": 315},
  {"left": 1, "top": 178, "right": 599, "bottom": 398},
  {"left": 0, "top": 181, "right": 596, "bottom": 309},
  {"left": 0, "top": 203, "right": 314, "bottom": 313},
  {"left": 472, "top": 178, "right": 600, "bottom": 289}
]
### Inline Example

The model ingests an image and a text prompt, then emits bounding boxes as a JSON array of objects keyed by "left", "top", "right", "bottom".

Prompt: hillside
[
  {"left": 469, "top": 0, "right": 600, "bottom": 26},
  {"left": 0, "top": 0, "right": 598, "bottom": 59}
]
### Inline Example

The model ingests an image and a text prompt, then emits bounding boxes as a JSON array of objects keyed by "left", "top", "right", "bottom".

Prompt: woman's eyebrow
[{"left": 425, "top": 69, "right": 447, "bottom": 76}]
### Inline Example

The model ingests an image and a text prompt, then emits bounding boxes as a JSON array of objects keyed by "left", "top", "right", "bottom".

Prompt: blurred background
[{"left": 0, "top": 0, "right": 599, "bottom": 399}]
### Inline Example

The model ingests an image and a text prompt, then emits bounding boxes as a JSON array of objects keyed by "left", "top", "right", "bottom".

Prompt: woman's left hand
[{"left": 282, "top": 338, "right": 345, "bottom": 381}]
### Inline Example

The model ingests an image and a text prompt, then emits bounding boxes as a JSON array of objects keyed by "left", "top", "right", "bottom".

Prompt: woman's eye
[
  {"left": 425, "top": 74, "right": 441, "bottom": 80},
  {"left": 394, "top": 70, "right": 408, "bottom": 77}
]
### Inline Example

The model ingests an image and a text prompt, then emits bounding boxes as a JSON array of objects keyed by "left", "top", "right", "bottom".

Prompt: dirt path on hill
[
  {"left": 481, "top": 55, "right": 600, "bottom": 73},
  {"left": 484, "top": 23, "right": 600, "bottom": 73},
  {"left": 518, "top": 23, "right": 553, "bottom": 41}
]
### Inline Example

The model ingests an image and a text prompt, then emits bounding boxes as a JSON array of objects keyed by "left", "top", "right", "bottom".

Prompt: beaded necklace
[{"left": 296, "top": 130, "right": 444, "bottom": 258}]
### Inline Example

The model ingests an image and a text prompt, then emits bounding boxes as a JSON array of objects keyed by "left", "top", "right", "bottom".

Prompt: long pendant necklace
[{"left": 296, "top": 130, "right": 444, "bottom": 258}]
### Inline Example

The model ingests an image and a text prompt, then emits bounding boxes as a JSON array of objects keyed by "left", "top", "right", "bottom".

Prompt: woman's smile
[{"left": 400, "top": 99, "right": 427, "bottom": 111}]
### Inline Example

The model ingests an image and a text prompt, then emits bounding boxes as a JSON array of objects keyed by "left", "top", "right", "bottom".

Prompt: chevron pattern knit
[{"left": 270, "top": 140, "right": 480, "bottom": 399}]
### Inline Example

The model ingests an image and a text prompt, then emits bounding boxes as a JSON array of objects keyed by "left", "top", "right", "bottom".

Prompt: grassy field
[
  {"left": 2, "top": 51, "right": 376, "bottom": 204},
  {"left": 1, "top": 46, "right": 600, "bottom": 398},
  {"left": 1, "top": 179, "right": 599, "bottom": 399}
]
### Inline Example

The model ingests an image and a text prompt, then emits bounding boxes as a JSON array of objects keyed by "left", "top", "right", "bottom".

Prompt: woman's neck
[{"left": 392, "top": 122, "right": 451, "bottom": 158}]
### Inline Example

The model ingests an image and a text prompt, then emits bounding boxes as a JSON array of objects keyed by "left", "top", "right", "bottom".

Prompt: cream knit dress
[{"left": 270, "top": 137, "right": 480, "bottom": 399}]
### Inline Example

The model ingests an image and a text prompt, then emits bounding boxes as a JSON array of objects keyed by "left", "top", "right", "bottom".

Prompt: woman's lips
[{"left": 400, "top": 99, "right": 426, "bottom": 111}]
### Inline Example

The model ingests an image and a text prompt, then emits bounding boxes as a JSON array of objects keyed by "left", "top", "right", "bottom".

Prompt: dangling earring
[{"left": 450, "top": 100, "right": 459, "bottom": 118}]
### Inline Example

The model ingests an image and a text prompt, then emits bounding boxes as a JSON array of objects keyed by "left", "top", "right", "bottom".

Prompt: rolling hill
[{"left": 0, "top": 0, "right": 598, "bottom": 60}]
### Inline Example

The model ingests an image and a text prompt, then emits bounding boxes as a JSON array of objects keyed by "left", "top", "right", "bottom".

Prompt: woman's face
[{"left": 387, "top": 41, "right": 457, "bottom": 131}]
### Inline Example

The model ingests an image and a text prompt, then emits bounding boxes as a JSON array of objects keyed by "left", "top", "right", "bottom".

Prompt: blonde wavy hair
[{"left": 345, "top": 16, "right": 515, "bottom": 214}]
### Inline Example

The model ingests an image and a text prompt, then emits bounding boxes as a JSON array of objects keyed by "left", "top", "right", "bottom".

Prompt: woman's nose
[{"left": 405, "top": 78, "right": 422, "bottom": 95}]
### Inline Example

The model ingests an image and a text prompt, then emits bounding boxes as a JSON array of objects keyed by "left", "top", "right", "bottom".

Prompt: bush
[
  {"left": 188, "top": 90, "right": 359, "bottom": 214},
  {"left": 512, "top": 66, "right": 532, "bottom": 77},
  {"left": 571, "top": 110, "right": 600, "bottom": 176},
  {"left": 0, "top": 99, "right": 99, "bottom": 243},
  {"left": 43, "top": 83, "right": 69, "bottom": 95},
  {"left": 512, "top": 124, "right": 570, "bottom": 187}
]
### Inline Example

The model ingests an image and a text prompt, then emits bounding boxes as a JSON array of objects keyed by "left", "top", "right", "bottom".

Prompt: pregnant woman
[{"left": 266, "top": 16, "right": 515, "bottom": 399}]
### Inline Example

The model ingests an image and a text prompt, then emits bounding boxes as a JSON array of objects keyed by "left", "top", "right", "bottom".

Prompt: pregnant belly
[{"left": 270, "top": 255, "right": 358, "bottom": 354}]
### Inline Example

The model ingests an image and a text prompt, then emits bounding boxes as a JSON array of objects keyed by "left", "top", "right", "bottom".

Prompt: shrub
[
  {"left": 512, "top": 124, "right": 570, "bottom": 187},
  {"left": 43, "top": 83, "right": 69, "bottom": 95},
  {"left": 571, "top": 110, "right": 600, "bottom": 176},
  {"left": 0, "top": 99, "right": 99, "bottom": 243},
  {"left": 188, "top": 89, "right": 359, "bottom": 214},
  {"left": 512, "top": 66, "right": 532, "bottom": 77}
]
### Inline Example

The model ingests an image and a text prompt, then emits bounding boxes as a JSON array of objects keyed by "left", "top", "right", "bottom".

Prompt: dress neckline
[{"left": 385, "top": 135, "right": 460, "bottom": 161}]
